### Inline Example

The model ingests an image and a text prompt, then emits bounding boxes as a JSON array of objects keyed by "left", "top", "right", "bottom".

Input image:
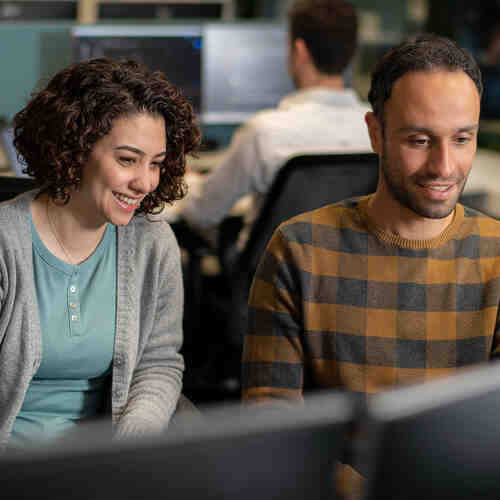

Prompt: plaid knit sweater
[{"left": 242, "top": 195, "right": 500, "bottom": 403}]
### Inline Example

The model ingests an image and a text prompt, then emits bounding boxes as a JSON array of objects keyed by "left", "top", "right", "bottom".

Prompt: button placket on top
[{"left": 68, "top": 270, "right": 83, "bottom": 336}]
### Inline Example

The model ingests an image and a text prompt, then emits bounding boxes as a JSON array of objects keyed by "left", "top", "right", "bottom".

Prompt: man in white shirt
[{"left": 182, "top": 0, "right": 372, "bottom": 249}]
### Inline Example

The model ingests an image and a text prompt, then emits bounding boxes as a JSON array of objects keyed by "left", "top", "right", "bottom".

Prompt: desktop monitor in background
[
  {"left": 0, "top": 126, "right": 28, "bottom": 178},
  {"left": 71, "top": 25, "right": 202, "bottom": 116},
  {"left": 201, "top": 22, "right": 294, "bottom": 124},
  {"left": 1, "top": 390, "right": 355, "bottom": 500},
  {"left": 362, "top": 362, "right": 500, "bottom": 500},
  {"left": 201, "top": 22, "right": 355, "bottom": 125}
]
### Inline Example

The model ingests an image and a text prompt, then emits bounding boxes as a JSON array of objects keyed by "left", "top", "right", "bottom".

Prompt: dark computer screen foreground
[
  {"left": 362, "top": 362, "right": 500, "bottom": 500},
  {"left": 1, "top": 390, "right": 354, "bottom": 500}
]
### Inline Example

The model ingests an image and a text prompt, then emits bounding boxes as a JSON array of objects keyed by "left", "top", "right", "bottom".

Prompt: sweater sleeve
[
  {"left": 242, "top": 228, "right": 306, "bottom": 406},
  {"left": 115, "top": 222, "right": 184, "bottom": 438}
]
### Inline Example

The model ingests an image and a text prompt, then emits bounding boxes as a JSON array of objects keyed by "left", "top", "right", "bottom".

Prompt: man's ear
[
  {"left": 293, "top": 38, "right": 311, "bottom": 65},
  {"left": 365, "top": 111, "right": 383, "bottom": 154}
]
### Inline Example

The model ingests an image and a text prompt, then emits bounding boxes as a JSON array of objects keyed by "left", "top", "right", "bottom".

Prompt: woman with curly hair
[{"left": 0, "top": 57, "right": 201, "bottom": 450}]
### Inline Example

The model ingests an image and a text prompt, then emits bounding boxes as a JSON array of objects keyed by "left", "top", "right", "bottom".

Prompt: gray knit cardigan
[{"left": 0, "top": 191, "right": 184, "bottom": 451}]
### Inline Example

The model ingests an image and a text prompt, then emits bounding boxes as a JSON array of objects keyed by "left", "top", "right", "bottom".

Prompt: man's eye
[
  {"left": 409, "top": 137, "right": 429, "bottom": 146},
  {"left": 455, "top": 136, "right": 471, "bottom": 145}
]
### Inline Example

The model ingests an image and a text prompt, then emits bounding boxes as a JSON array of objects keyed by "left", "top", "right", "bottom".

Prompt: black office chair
[
  {"left": 223, "top": 152, "right": 380, "bottom": 359},
  {"left": 0, "top": 176, "right": 36, "bottom": 202},
  {"left": 179, "top": 153, "right": 379, "bottom": 403}
]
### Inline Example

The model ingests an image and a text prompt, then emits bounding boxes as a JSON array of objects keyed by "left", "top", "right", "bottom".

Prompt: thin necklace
[{"left": 46, "top": 198, "right": 76, "bottom": 265}]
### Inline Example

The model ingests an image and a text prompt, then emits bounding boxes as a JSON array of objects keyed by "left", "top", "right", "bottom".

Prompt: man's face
[{"left": 367, "top": 70, "right": 480, "bottom": 221}]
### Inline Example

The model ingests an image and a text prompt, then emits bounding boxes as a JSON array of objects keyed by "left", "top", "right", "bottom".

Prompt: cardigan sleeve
[{"left": 114, "top": 221, "right": 184, "bottom": 438}]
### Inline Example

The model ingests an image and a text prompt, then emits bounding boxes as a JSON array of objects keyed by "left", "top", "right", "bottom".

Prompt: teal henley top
[{"left": 9, "top": 220, "right": 117, "bottom": 447}]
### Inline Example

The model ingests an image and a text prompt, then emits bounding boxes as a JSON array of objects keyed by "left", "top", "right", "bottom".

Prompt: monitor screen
[
  {"left": 362, "top": 362, "right": 500, "bottom": 500},
  {"left": 71, "top": 25, "right": 203, "bottom": 116},
  {"left": 201, "top": 22, "right": 294, "bottom": 124},
  {"left": 71, "top": 22, "right": 354, "bottom": 127},
  {"left": 1, "top": 390, "right": 354, "bottom": 500}
]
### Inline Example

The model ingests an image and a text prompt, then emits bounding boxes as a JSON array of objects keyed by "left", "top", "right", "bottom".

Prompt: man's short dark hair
[
  {"left": 368, "top": 34, "right": 483, "bottom": 123},
  {"left": 288, "top": 0, "right": 358, "bottom": 75}
]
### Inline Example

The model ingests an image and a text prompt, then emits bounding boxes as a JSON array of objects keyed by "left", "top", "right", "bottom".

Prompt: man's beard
[{"left": 379, "top": 147, "right": 467, "bottom": 220}]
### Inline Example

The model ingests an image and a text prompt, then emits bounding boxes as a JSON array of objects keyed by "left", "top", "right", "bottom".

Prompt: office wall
[
  {"left": 0, "top": 0, "right": 412, "bottom": 120},
  {"left": 0, "top": 23, "right": 73, "bottom": 119},
  {"left": 0, "top": 22, "right": 239, "bottom": 147}
]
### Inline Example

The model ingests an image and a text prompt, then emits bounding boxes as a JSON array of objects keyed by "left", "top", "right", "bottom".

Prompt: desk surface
[
  {"left": 187, "top": 148, "right": 228, "bottom": 173},
  {"left": 467, "top": 148, "right": 500, "bottom": 194}
]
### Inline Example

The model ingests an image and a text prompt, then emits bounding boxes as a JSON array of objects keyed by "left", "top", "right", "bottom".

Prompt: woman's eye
[{"left": 119, "top": 157, "right": 135, "bottom": 165}]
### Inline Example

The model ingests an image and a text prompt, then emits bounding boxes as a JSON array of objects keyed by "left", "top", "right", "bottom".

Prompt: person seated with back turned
[
  {"left": 0, "top": 57, "right": 201, "bottom": 452},
  {"left": 181, "top": 0, "right": 371, "bottom": 250},
  {"left": 242, "top": 34, "right": 500, "bottom": 498}
]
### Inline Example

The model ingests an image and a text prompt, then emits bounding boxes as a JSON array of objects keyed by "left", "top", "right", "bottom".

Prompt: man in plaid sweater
[{"left": 242, "top": 33, "right": 500, "bottom": 497}]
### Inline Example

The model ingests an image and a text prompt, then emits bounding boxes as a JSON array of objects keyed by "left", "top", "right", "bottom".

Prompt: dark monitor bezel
[
  {"left": 362, "top": 362, "right": 500, "bottom": 500},
  {"left": 2, "top": 390, "right": 355, "bottom": 500}
]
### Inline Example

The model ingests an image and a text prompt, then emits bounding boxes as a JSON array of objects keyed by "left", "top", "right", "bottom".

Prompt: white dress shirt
[{"left": 182, "top": 86, "right": 373, "bottom": 247}]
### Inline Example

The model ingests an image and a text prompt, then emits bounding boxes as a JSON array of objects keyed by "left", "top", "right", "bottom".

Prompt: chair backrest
[
  {"left": 238, "top": 152, "right": 379, "bottom": 278},
  {"left": 226, "top": 152, "right": 379, "bottom": 349},
  {"left": 0, "top": 176, "right": 36, "bottom": 202}
]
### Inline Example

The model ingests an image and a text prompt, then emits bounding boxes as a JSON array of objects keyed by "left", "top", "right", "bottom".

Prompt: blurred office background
[
  {"left": 1, "top": 1, "right": 499, "bottom": 132},
  {"left": 2, "top": 0, "right": 500, "bottom": 404},
  {"left": 1, "top": 1, "right": 500, "bottom": 145}
]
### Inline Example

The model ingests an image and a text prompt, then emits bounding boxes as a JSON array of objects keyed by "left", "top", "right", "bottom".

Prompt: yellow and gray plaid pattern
[{"left": 242, "top": 195, "right": 500, "bottom": 403}]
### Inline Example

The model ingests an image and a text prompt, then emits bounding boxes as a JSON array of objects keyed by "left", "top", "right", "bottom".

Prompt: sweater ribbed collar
[{"left": 358, "top": 194, "right": 464, "bottom": 250}]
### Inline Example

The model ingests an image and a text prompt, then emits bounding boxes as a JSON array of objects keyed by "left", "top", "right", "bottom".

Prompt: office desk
[
  {"left": 161, "top": 147, "right": 252, "bottom": 225},
  {"left": 464, "top": 148, "right": 500, "bottom": 218}
]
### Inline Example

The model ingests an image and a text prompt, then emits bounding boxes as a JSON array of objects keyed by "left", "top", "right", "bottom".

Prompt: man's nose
[{"left": 428, "top": 142, "right": 454, "bottom": 179}]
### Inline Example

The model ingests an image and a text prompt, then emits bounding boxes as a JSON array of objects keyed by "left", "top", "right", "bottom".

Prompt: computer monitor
[
  {"left": 1, "top": 390, "right": 355, "bottom": 500},
  {"left": 71, "top": 25, "right": 203, "bottom": 116},
  {"left": 201, "top": 22, "right": 295, "bottom": 124},
  {"left": 362, "top": 362, "right": 500, "bottom": 500},
  {"left": 71, "top": 22, "right": 353, "bottom": 128}
]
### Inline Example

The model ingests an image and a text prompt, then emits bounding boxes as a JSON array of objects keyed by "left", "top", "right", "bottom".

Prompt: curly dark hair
[
  {"left": 288, "top": 0, "right": 358, "bottom": 75},
  {"left": 13, "top": 57, "right": 202, "bottom": 214},
  {"left": 368, "top": 34, "right": 483, "bottom": 125}
]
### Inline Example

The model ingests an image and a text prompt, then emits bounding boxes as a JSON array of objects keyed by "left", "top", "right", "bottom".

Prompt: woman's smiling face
[{"left": 74, "top": 113, "right": 167, "bottom": 227}]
